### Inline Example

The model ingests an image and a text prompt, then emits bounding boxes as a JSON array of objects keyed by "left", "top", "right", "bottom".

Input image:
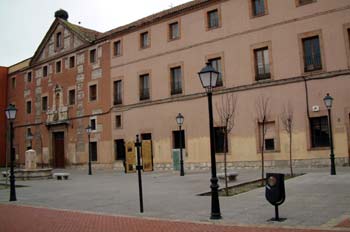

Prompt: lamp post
[
  {"left": 176, "top": 113, "right": 185, "bottom": 176},
  {"left": 5, "top": 104, "right": 17, "bottom": 201},
  {"left": 86, "top": 125, "right": 92, "bottom": 175},
  {"left": 323, "top": 93, "right": 336, "bottom": 175},
  {"left": 198, "top": 62, "right": 221, "bottom": 220}
]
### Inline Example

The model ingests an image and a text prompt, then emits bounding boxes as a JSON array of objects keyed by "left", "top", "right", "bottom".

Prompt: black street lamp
[
  {"left": 176, "top": 113, "right": 185, "bottom": 176},
  {"left": 5, "top": 104, "right": 17, "bottom": 201},
  {"left": 198, "top": 62, "right": 221, "bottom": 220},
  {"left": 86, "top": 125, "right": 92, "bottom": 175},
  {"left": 323, "top": 93, "right": 336, "bottom": 175}
]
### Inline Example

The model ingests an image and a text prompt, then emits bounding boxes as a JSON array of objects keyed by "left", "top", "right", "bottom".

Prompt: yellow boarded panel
[
  {"left": 142, "top": 140, "right": 153, "bottom": 172},
  {"left": 125, "top": 141, "right": 136, "bottom": 173}
]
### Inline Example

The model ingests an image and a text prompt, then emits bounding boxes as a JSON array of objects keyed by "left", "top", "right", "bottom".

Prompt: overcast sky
[{"left": 0, "top": 0, "right": 190, "bottom": 67}]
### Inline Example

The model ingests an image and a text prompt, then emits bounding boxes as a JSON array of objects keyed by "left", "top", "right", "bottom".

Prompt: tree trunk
[
  {"left": 224, "top": 130, "right": 228, "bottom": 196},
  {"left": 289, "top": 129, "right": 293, "bottom": 177},
  {"left": 261, "top": 122, "right": 265, "bottom": 186}
]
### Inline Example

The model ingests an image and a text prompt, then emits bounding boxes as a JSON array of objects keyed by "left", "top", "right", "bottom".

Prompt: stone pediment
[{"left": 30, "top": 12, "right": 101, "bottom": 66}]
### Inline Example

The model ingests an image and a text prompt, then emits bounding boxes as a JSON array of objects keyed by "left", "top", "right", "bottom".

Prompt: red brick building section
[{"left": 0, "top": 66, "right": 8, "bottom": 166}]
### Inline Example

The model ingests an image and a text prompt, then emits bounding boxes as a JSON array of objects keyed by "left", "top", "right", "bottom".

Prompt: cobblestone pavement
[{"left": 0, "top": 204, "right": 347, "bottom": 232}]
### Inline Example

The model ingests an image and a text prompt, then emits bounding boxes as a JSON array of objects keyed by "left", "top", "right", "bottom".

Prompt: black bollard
[{"left": 135, "top": 135, "right": 144, "bottom": 213}]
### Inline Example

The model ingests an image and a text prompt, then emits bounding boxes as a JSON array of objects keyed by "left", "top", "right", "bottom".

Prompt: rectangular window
[
  {"left": 113, "top": 80, "right": 122, "bottom": 105},
  {"left": 303, "top": 36, "right": 322, "bottom": 72},
  {"left": 69, "top": 56, "right": 75, "bottom": 68},
  {"left": 11, "top": 77, "right": 16, "bottom": 88},
  {"left": 310, "top": 116, "right": 330, "bottom": 148},
  {"left": 139, "top": 74, "right": 150, "bottom": 100},
  {"left": 90, "top": 49, "right": 96, "bottom": 63},
  {"left": 90, "top": 118, "right": 96, "bottom": 131},
  {"left": 265, "top": 138, "right": 275, "bottom": 151},
  {"left": 259, "top": 121, "right": 276, "bottom": 151},
  {"left": 252, "top": 0, "right": 266, "bottom": 16},
  {"left": 56, "top": 61, "right": 61, "bottom": 73},
  {"left": 140, "top": 32, "right": 149, "bottom": 49},
  {"left": 56, "top": 32, "right": 62, "bottom": 48},
  {"left": 170, "top": 66, "right": 182, "bottom": 95},
  {"left": 43, "top": 66, "right": 48, "bottom": 77},
  {"left": 173, "top": 130, "right": 185, "bottom": 149},
  {"left": 69, "top": 89, "right": 75, "bottom": 105},
  {"left": 169, "top": 22, "right": 179, "bottom": 40},
  {"left": 90, "top": 142, "right": 97, "bottom": 161},
  {"left": 115, "top": 115, "right": 122, "bottom": 128},
  {"left": 207, "top": 9, "right": 219, "bottom": 29},
  {"left": 113, "top": 40, "right": 121, "bottom": 56},
  {"left": 89, "top": 84, "right": 97, "bottom": 101},
  {"left": 254, "top": 47, "right": 270, "bottom": 80},
  {"left": 27, "top": 72, "right": 32, "bottom": 83},
  {"left": 42, "top": 96, "right": 48, "bottom": 112},
  {"left": 208, "top": 57, "right": 223, "bottom": 87},
  {"left": 26, "top": 101, "right": 32, "bottom": 114},
  {"left": 214, "top": 127, "right": 228, "bottom": 153},
  {"left": 298, "top": 0, "right": 315, "bottom": 6}
]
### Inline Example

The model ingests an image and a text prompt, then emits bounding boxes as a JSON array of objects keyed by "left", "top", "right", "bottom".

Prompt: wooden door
[
  {"left": 142, "top": 140, "right": 153, "bottom": 171},
  {"left": 53, "top": 132, "right": 65, "bottom": 168},
  {"left": 125, "top": 141, "right": 136, "bottom": 173}
]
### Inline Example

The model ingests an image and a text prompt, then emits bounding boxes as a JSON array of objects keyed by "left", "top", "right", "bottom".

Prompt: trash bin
[{"left": 265, "top": 173, "right": 286, "bottom": 221}]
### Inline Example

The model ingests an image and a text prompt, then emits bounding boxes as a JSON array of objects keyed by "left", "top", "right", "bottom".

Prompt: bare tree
[
  {"left": 281, "top": 102, "right": 294, "bottom": 177},
  {"left": 216, "top": 93, "right": 238, "bottom": 196},
  {"left": 255, "top": 95, "right": 271, "bottom": 185}
]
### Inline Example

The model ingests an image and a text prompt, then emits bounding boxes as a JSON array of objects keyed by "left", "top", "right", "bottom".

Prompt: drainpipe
[{"left": 303, "top": 76, "right": 310, "bottom": 119}]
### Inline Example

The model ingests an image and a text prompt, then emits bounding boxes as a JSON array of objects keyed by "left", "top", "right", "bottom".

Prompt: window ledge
[
  {"left": 215, "top": 152, "right": 231, "bottom": 155},
  {"left": 251, "top": 13, "right": 268, "bottom": 19},
  {"left": 308, "top": 147, "right": 330, "bottom": 151}
]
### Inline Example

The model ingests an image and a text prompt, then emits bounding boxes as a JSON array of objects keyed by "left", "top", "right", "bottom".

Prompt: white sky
[{"left": 0, "top": 0, "right": 190, "bottom": 67}]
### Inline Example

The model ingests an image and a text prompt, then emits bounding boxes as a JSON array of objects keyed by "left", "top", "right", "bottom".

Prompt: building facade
[{"left": 4, "top": 0, "right": 350, "bottom": 171}]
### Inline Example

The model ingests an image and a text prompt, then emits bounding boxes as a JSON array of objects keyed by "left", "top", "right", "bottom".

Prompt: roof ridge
[{"left": 101, "top": 0, "right": 210, "bottom": 38}]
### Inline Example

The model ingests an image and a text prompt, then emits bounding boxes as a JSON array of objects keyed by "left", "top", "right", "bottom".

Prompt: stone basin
[{"left": 2, "top": 168, "right": 53, "bottom": 180}]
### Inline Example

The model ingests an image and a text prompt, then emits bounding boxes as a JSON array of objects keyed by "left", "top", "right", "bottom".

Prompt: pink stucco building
[{"left": 4, "top": 0, "right": 350, "bottom": 171}]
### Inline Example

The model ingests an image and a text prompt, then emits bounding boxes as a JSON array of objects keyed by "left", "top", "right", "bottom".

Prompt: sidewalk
[
  {"left": 0, "top": 204, "right": 347, "bottom": 232},
  {"left": 0, "top": 167, "right": 349, "bottom": 229}
]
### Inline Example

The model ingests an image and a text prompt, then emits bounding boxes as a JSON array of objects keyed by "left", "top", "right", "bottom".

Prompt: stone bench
[
  {"left": 53, "top": 173, "right": 70, "bottom": 180},
  {"left": 217, "top": 172, "right": 238, "bottom": 182},
  {"left": 2, "top": 171, "right": 8, "bottom": 178}
]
